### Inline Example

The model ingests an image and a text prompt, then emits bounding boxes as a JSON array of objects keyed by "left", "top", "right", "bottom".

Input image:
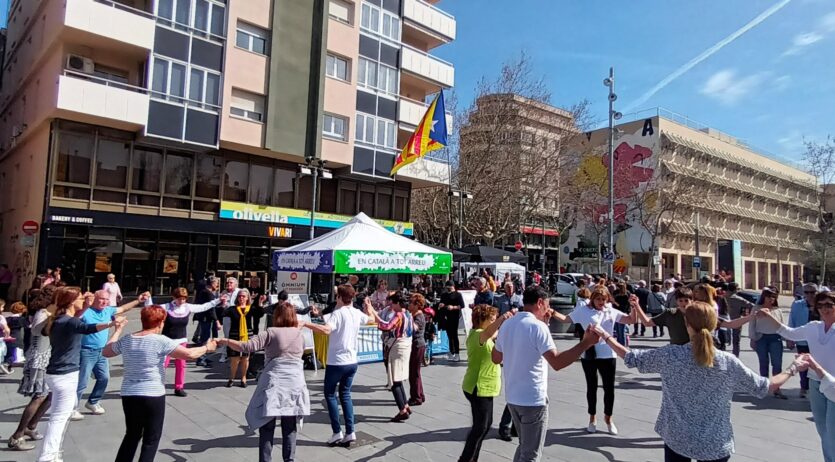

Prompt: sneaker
[
  {"left": 174, "top": 388, "right": 188, "bottom": 397},
  {"left": 340, "top": 432, "right": 356, "bottom": 447},
  {"left": 606, "top": 421, "right": 618, "bottom": 435},
  {"left": 24, "top": 428, "right": 43, "bottom": 440},
  {"left": 70, "top": 410, "right": 84, "bottom": 421},
  {"left": 0, "top": 363, "right": 10, "bottom": 374},
  {"left": 774, "top": 391, "right": 788, "bottom": 400},
  {"left": 497, "top": 432, "right": 512, "bottom": 442},
  {"left": 586, "top": 422, "right": 597, "bottom": 433},
  {"left": 7, "top": 436, "right": 35, "bottom": 451},
  {"left": 85, "top": 402, "right": 105, "bottom": 415},
  {"left": 327, "top": 432, "right": 344, "bottom": 446},
  {"left": 799, "top": 389, "right": 808, "bottom": 398}
]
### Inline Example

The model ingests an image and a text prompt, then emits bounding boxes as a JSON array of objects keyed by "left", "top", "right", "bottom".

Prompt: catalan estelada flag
[{"left": 390, "top": 91, "right": 447, "bottom": 176}]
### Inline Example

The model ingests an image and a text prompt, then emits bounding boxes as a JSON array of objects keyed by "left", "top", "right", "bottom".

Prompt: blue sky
[
  {"left": 0, "top": 0, "right": 7, "bottom": 28},
  {"left": 434, "top": 0, "right": 835, "bottom": 163}
]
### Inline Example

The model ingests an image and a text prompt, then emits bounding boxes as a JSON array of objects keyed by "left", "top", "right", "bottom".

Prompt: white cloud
[
  {"left": 700, "top": 69, "right": 765, "bottom": 105},
  {"left": 783, "top": 11, "right": 835, "bottom": 56},
  {"left": 773, "top": 75, "right": 792, "bottom": 91}
]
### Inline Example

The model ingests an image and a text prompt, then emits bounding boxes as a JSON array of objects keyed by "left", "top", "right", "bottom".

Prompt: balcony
[
  {"left": 398, "top": 96, "right": 453, "bottom": 132},
  {"left": 402, "top": 0, "right": 456, "bottom": 49},
  {"left": 63, "top": 0, "right": 155, "bottom": 51},
  {"left": 56, "top": 71, "right": 150, "bottom": 129},
  {"left": 397, "top": 156, "right": 450, "bottom": 187},
  {"left": 400, "top": 45, "right": 455, "bottom": 89}
]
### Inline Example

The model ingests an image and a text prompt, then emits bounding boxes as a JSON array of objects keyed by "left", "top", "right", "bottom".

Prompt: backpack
[{"left": 424, "top": 319, "right": 437, "bottom": 343}]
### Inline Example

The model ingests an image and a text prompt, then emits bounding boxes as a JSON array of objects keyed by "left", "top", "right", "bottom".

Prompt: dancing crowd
[{"left": 0, "top": 270, "right": 833, "bottom": 462}]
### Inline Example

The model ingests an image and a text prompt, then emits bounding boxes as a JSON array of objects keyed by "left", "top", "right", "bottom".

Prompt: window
[
  {"left": 95, "top": 139, "right": 130, "bottom": 189},
  {"left": 93, "top": 65, "right": 128, "bottom": 85},
  {"left": 248, "top": 163, "right": 273, "bottom": 205},
  {"left": 158, "top": 0, "right": 225, "bottom": 36},
  {"left": 323, "top": 114, "right": 347, "bottom": 140},
  {"left": 376, "top": 118, "right": 396, "bottom": 148},
  {"left": 329, "top": 0, "right": 352, "bottom": 24},
  {"left": 326, "top": 54, "right": 349, "bottom": 81},
  {"left": 357, "top": 58, "right": 377, "bottom": 88},
  {"left": 273, "top": 168, "right": 295, "bottom": 207},
  {"left": 131, "top": 147, "right": 163, "bottom": 193},
  {"left": 361, "top": 2, "right": 399, "bottom": 41},
  {"left": 224, "top": 160, "right": 248, "bottom": 202},
  {"left": 151, "top": 58, "right": 187, "bottom": 103},
  {"left": 236, "top": 21, "right": 269, "bottom": 55},
  {"left": 230, "top": 88, "right": 264, "bottom": 122},
  {"left": 355, "top": 113, "right": 375, "bottom": 144},
  {"left": 188, "top": 68, "right": 221, "bottom": 106},
  {"left": 194, "top": 155, "right": 222, "bottom": 199},
  {"left": 378, "top": 63, "right": 398, "bottom": 95},
  {"left": 55, "top": 131, "right": 94, "bottom": 185},
  {"left": 230, "top": 89, "right": 265, "bottom": 122}
]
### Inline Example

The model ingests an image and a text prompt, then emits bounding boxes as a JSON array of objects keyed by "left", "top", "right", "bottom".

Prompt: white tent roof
[{"left": 279, "top": 212, "right": 447, "bottom": 254}]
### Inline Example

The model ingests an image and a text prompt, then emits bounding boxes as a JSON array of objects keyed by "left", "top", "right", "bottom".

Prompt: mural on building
[{"left": 563, "top": 118, "right": 660, "bottom": 275}]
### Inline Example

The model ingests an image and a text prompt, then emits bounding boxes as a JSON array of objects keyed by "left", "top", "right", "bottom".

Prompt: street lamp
[
  {"left": 448, "top": 189, "right": 473, "bottom": 248},
  {"left": 299, "top": 158, "right": 332, "bottom": 240},
  {"left": 604, "top": 67, "right": 622, "bottom": 277}
]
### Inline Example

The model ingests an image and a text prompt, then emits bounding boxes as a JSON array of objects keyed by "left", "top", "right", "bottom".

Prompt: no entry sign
[{"left": 21, "top": 220, "right": 39, "bottom": 235}]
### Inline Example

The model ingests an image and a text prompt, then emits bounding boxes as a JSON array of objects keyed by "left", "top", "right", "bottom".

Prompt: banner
[
  {"left": 272, "top": 251, "right": 333, "bottom": 273},
  {"left": 333, "top": 250, "right": 453, "bottom": 274},
  {"left": 220, "top": 201, "right": 414, "bottom": 236},
  {"left": 274, "top": 271, "right": 310, "bottom": 294}
]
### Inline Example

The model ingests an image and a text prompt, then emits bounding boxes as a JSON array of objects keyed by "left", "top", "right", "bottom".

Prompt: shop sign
[
  {"left": 268, "top": 226, "right": 293, "bottom": 238},
  {"left": 334, "top": 251, "right": 452, "bottom": 274},
  {"left": 220, "top": 201, "right": 414, "bottom": 236},
  {"left": 275, "top": 271, "right": 309, "bottom": 294},
  {"left": 50, "top": 215, "right": 93, "bottom": 224}
]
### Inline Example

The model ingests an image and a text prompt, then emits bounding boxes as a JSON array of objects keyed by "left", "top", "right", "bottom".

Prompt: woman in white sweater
[{"left": 756, "top": 291, "right": 835, "bottom": 462}]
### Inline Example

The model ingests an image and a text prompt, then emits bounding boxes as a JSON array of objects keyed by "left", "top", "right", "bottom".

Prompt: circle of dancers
[{"left": 1, "top": 274, "right": 833, "bottom": 462}]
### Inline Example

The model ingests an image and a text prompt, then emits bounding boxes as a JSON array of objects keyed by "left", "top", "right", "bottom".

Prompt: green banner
[{"left": 333, "top": 250, "right": 452, "bottom": 274}]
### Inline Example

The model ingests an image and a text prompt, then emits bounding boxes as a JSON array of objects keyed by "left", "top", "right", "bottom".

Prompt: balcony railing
[
  {"left": 402, "top": 0, "right": 456, "bottom": 41},
  {"left": 398, "top": 95, "right": 453, "bottom": 131},
  {"left": 65, "top": 0, "right": 156, "bottom": 49},
  {"left": 92, "top": 0, "right": 155, "bottom": 19},
  {"left": 400, "top": 44, "right": 454, "bottom": 88},
  {"left": 57, "top": 70, "right": 150, "bottom": 126}
]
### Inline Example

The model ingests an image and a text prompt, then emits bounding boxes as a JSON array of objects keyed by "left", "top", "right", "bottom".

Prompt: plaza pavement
[{"left": 0, "top": 309, "right": 823, "bottom": 462}]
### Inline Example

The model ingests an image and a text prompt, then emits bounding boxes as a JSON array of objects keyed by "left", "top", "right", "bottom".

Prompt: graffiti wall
[{"left": 562, "top": 117, "right": 661, "bottom": 274}]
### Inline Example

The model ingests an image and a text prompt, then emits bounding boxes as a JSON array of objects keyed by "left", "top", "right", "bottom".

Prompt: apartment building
[
  {"left": 0, "top": 0, "right": 454, "bottom": 298},
  {"left": 458, "top": 93, "right": 578, "bottom": 269},
  {"left": 564, "top": 110, "right": 818, "bottom": 291}
]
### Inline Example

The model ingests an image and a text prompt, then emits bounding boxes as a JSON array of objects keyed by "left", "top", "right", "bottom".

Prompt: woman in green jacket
[{"left": 459, "top": 304, "right": 513, "bottom": 462}]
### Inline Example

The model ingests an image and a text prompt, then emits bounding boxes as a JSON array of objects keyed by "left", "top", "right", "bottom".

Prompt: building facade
[
  {"left": 564, "top": 111, "right": 818, "bottom": 291},
  {"left": 0, "top": 0, "right": 454, "bottom": 298},
  {"left": 458, "top": 93, "right": 578, "bottom": 270}
]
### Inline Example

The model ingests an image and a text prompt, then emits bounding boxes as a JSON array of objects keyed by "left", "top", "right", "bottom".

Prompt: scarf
[{"left": 237, "top": 305, "right": 251, "bottom": 342}]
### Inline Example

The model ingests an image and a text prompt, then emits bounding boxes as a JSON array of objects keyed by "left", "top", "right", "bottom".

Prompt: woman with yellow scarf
[{"left": 222, "top": 289, "right": 263, "bottom": 388}]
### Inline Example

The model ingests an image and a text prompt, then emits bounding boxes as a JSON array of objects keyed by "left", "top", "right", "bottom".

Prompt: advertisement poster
[
  {"left": 163, "top": 255, "right": 179, "bottom": 274},
  {"left": 275, "top": 271, "right": 310, "bottom": 294}
]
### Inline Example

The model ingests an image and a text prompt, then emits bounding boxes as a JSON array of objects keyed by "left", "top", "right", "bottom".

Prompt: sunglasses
[
  {"left": 817, "top": 302, "right": 835, "bottom": 310},
  {"left": 804, "top": 291, "right": 817, "bottom": 294}
]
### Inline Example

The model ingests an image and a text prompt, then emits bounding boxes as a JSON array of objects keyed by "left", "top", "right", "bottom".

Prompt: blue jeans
[
  {"left": 614, "top": 323, "right": 627, "bottom": 346},
  {"left": 754, "top": 334, "right": 783, "bottom": 377},
  {"left": 810, "top": 379, "right": 835, "bottom": 462},
  {"left": 324, "top": 363, "right": 358, "bottom": 435},
  {"left": 77, "top": 347, "right": 109, "bottom": 405},
  {"left": 197, "top": 319, "right": 217, "bottom": 344}
]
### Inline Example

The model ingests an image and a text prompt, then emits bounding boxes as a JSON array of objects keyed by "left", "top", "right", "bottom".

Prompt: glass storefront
[{"left": 44, "top": 224, "right": 293, "bottom": 296}]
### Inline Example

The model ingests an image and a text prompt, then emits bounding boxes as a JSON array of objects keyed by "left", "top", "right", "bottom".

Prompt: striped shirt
[{"left": 111, "top": 334, "right": 182, "bottom": 397}]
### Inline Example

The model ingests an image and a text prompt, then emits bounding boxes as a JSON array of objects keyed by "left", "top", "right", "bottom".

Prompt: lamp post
[
  {"left": 603, "top": 67, "right": 622, "bottom": 278},
  {"left": 300, "top": 158, "right": 332, "bottom": 240},
  {"left": 448, "top": 189, "right": 473, "bottom": 248}
]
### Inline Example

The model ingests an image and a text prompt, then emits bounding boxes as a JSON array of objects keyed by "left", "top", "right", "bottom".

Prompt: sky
[
  {"left": 0, "top": 0, "right": 7, "bottom": 28},
  {"left": 433, "top": 0, "right": 835, "bottom": 164}
]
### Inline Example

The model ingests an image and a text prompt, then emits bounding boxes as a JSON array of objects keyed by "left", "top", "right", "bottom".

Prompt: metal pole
[
  {"left": 541, "top": 219, "right": 546, "bottom": 274},
  {"left": 694, "top": 211, "right": 700, "bottom": 280},
  {"left": 310, "top": 163, "right": 318, "bottom": 240},
  {"left": 776, "top": 243, "right": 782, "bottom": 292},
  {"left": 607, "top": 67, "right": 615, "bottom": 278},
  {"left": 458, "top": 195, "right": 464, "bottom": 248}
]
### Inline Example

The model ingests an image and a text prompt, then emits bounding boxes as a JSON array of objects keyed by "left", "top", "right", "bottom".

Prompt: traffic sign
[
  {"left": 603, "top": 252, "right": 615, "bottom": 264},
  {"left": 21, "top": 220, "right": 39, "bottom": 235},
  {"left": 693, "top": 256, "right": 701, "bottom": 268},
  {"left": 514, "top": 241, "right": 523, "bottom": 251}
]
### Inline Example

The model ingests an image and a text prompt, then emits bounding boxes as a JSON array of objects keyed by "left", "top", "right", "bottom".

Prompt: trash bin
[{"left": 549, "top": 297, "right": 574, "bottom": 334}]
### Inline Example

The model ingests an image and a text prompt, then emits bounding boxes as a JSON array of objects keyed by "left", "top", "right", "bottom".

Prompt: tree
[{"left": 803, "top": 136, "right": 835, "bottom": 285}]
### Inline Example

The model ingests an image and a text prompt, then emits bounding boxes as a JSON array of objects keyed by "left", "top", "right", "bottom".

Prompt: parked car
[{"left": 736, "top": 290, "right": 761, "bottom": 305}]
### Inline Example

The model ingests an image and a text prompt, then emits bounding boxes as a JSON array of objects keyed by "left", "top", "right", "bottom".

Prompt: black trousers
[
  {"left": 581, "top": 358, "right": 616, "bottom": 416},
  {"left": 460, "top": 388, "right": 493, "bottom": 462},
  {"left": 664, "top": 445, "right": 730, "bottom": 462},
  {"left": 259, "top": 416, "right": 297, "bottom": 462},
  {"left": 445, "top": 327, "right": 460, "bottom": 354},
  {"left": 392, "top": 381, "right": 408, "bottom": 411},
  {"left": 116, "top": 396, "right": 166, "bottom": 462}
]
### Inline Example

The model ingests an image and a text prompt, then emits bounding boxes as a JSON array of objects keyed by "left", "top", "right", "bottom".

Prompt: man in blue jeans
[
  {"left": 72, "top": 289, "right": 150, "bottom": 421},
  {"left": 788, "top": 283, "right": 819, "bottom": 398}
]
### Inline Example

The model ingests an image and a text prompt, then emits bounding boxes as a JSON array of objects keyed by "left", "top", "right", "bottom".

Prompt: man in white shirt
[{"left": 492, "top": 285, "right": 600, "bottom": 462}]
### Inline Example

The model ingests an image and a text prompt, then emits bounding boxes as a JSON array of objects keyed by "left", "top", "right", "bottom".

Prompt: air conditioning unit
[{"left": 66, "top": 54, "right": 95, "bottom": 74}]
